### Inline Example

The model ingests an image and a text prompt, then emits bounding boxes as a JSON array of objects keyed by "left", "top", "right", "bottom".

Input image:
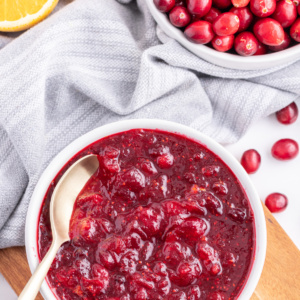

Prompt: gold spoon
[{"left": 19, "top": 154, "right": 99, "bottom": 300}]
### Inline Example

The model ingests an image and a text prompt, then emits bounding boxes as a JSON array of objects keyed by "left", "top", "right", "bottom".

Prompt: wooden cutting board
[{"left": 0, "top": 204, "right": 299, "bottom": 300}]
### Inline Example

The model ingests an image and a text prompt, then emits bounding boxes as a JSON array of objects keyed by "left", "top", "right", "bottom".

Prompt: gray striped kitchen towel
[{"left": 0, "top": 0, "right": 299, "bottom": 248}]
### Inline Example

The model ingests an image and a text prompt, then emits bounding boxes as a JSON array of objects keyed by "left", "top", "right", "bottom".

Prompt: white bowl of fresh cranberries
[
  {"left": 25, "top": 119, "right": 266, "bottom": 300},
  {"left": 146, "top": 0, "right": 300, "bottom": 69}
]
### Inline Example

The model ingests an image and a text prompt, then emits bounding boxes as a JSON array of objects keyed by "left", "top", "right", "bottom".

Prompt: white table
[{"left": 1, "top": 114, "right": 299, "bottom": 299}]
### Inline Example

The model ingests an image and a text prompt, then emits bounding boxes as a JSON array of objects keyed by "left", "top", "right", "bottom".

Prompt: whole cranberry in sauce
[
  {"left": 38, "top": 129, "right": 255, "bottom": 300},
  {"left": 253, "top": 18, "right": 285, "bottom": 46},
  {"left": 169, "top": 6, "right": 192, "bottom": 27},
  {"left": 276, "top": 102, "right": 299, "bottom": 124},
  {"left": 184, "top": 20, "right": 215, "bottom": 44},
  {"left": 271, "top": 138, "right": 299, "bottom": 160},
  {"left": 265, "top": 193, "right": 288, "bottom": 213},
  {"left": 212, "top": 12, "right": 240, "bottom": 36},
  {"left": 241, "top": 149, "right": 261, "bottom": 174},
  {"left": 154, "top": 0, "right": 176, "bottom": 12}
]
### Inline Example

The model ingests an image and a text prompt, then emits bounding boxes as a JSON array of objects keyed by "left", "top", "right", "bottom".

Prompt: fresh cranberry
[
  {"left": 234, "top": 32, "right": 259, "bottom": 55},
  {"left": 269, "top": 32, "right": 291, "bottom": 51},
  {"left": 272, "top": 0, "right": 297, "bottom": 28},
  {"left": 213, "top": 0, "right": 232, "bottom": 9},
  {"left": 276, "top": 102, "right": 299, "bottom": 124},
  {"left": 265, "top": 193, "right": 288, "bottom": 213},
  {"left": 184, "top": 21, "right": 215, "bottom": 44},
  {"left": 250, "top": 0, "right": 276, "bottom": 17},
  {"left": 203, "top": 7, "right": 222, "bottom": 23},
  {"left": 290, "top": 18, "right": 300, "bottom": 42},
  {"left": 296, "top": 0, "right": 300, "bottom": 6},
  {"left": 254, "top": 41, "right": 268, "bottom": 54},
  {"left": 187, "top": 0, "right": 212, "bottom": 17},
  {"left": 169, "top": 6, "right": 192, "bottom": 27},
  {"left": 241, "top": 149, "right": 261, "bottom": 174},
  {"left": 213, "top": 12, "right": 240, "bottom": 36},
  {"left": 253, "top": 18, "right": 285, "bottom": 46},
  {"left": 232, "top": 0, "right": 250, "bottom": 7},
  {"left": 154, "top": 0, "right": 176, "bottom": 12},
  {"left": 212, "top": 35, "right": 235, "bottom": 51},
  {"left": 230, "top": 7, "right": 254, "bottom": 32},
  {"left": 271, "top": 138, "right": 299, "bottom": 160}
]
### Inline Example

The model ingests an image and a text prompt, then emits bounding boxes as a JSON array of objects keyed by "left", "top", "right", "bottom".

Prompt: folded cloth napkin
[{"left": 0, "top": 0, "right": 299, "bottom": 248}]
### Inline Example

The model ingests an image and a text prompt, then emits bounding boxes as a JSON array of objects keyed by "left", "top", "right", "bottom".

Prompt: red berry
[
  {"left": 295, "top": 0, "right": 300, "bottom": 6},
  {"left": 213, "top": 0, "right": 232, "bottom": 9},
  {"left": 234, "top": 32, "right": 259, "bottom": 56},
  {"left": 290, "top": 18, "right": 300, "bottom": 42},
  {"left": 250, "top": 0, "right": 276, "bottom": 17},
  {"left": 203, "top": 7, "right": 222, "bottom": 23},
  {"left": 253, "top": 18, "right": 285, "bottom": 46},
  {"left": 265, "top": 193, "right": 288, "bottom": 213},
  {"left": 254, "top": 41, "right": 268, "bottom": 54},
  {"left": 230, "top": 7, "right": 254, "bottom": 32},
  {"left": 232, "top": 0, "right": 250, "bottom": 7},
  {"left": 212, "top": 35, "right": 235, "bottom": 51},
  {"left": 154, "top": 0, "right": 176, "bottom": 12},
  {"left": 271, "top": 138, "right": 299, "bottom": 160},
  {"left": 276, "top": 102, "right": 299, "bottom": 124},
  {"left": 187, "top": 0, "right": 212, "bottom": 18},
  {"left": 241, "top": 149, "right": 261, "bottom": 174},
  {"left": 272, "top": 0, "right": 297, "bottom": 28},
  {"left": 169, "top": 6, "right": 192, "bottom": 27},
  {"left": 184, "top": 21, "right": 215, "bottom": 44},
  {"left": 213, "top": 12, "right": 240, "bottom": 36},
  {"left": 269, "top": 32, "right": 291, "bottom": 51}
]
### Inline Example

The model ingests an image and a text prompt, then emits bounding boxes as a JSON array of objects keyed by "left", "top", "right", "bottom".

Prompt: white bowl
[
  {"left": 145, "top": 0, "right": 300, "bottom": 70},
  {"left": 25, "top": 119, "right": 267, "bottom": 300}
]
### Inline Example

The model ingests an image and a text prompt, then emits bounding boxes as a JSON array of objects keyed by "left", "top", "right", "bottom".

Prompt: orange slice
[{"left": 0, "top": 0, "right": 59, "bottom": 32}]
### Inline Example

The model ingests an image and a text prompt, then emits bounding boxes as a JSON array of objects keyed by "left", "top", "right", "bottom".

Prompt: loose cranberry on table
[
  {"left": 234, "top": 31, "right": 259, "bottom": 55},
  {"left": 253, "top": 18, "right": 285, "bottom": 46},
  {"left": 241, "top": 149, "right": 261, "bottom": 174},
  {"left": 212, "top": 12, "right": 240, "bottom": 36},
  {"left": 272, "top": 0, "right": 297, "bottom": 28},
  {"left": 169, "top": 6, "right": 191, "bottom": 27},
  {"left": 187, "top": 0, "right": 212, "bottom": 17},
  {"left": 250, "top": 0, "right": 276, "bottom": 17},
  {"left": 276, "top": 102, "right": 299, "bottom": 124},
  {"left": 184, "top": 20, "right": 215, "bottom": 44},
  {"left": 265, "top": 193, "right": 288, "bottom": 213},
  {"left": 271, "top": 138, "right": 299, "bottom": 160},
  {"left": 230, "top": 7, "right": 254, "bottom": 32},
  {"left": 38, "top": 129, "right": 255, "bottom": 299},
  {"left": 290, "top": 18, "right": 300, "bottom": 42},
  {"left": 212, "top": 34, "right": 235, "bottom": 51},
  {"left": 154, "top": 0, "right": 175, "bottom": 12},
  {"left": 269, "top": 31, "right": 291, "bottom": 51}
]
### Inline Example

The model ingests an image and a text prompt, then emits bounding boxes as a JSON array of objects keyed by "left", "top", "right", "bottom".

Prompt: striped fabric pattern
[{"left": 0, "top": 0, "right": 298, "bottom": 248}]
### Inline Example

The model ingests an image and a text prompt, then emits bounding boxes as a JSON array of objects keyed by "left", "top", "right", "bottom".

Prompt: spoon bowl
[{"left": 19, "top": 154, "right": 99, "bottom": 300}]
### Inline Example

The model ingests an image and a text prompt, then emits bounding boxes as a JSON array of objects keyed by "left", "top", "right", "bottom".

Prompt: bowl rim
[
  {"left": 25, "top": 119, "right": 267, "bottom": 300},
  {"left": 145, "top": 0, "right": 300, "bottom": 70}
]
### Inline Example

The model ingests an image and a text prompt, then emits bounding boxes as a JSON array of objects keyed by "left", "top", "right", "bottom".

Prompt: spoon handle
[{"left": 18, "top": 239, "right": 63, "bottom": 300}]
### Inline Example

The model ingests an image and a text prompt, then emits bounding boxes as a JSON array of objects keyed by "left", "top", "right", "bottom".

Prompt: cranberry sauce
[{"left": 38, "top": 129, "right": 255, "bottom": 300}]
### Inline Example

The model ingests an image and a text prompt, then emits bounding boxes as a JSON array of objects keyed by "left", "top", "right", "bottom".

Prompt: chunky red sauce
[{"left": 38, "top": 129, "right": 255, "bottom": 300}]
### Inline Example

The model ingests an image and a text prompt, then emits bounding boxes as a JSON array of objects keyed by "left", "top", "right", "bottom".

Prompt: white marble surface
[{"left": 0, "top": 113, "right": 299, "bottom": 299}]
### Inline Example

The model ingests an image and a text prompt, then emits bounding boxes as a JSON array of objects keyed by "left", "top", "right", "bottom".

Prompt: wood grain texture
[{"left": 0, "top": 204, "right": 299, "bottom": 300}]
